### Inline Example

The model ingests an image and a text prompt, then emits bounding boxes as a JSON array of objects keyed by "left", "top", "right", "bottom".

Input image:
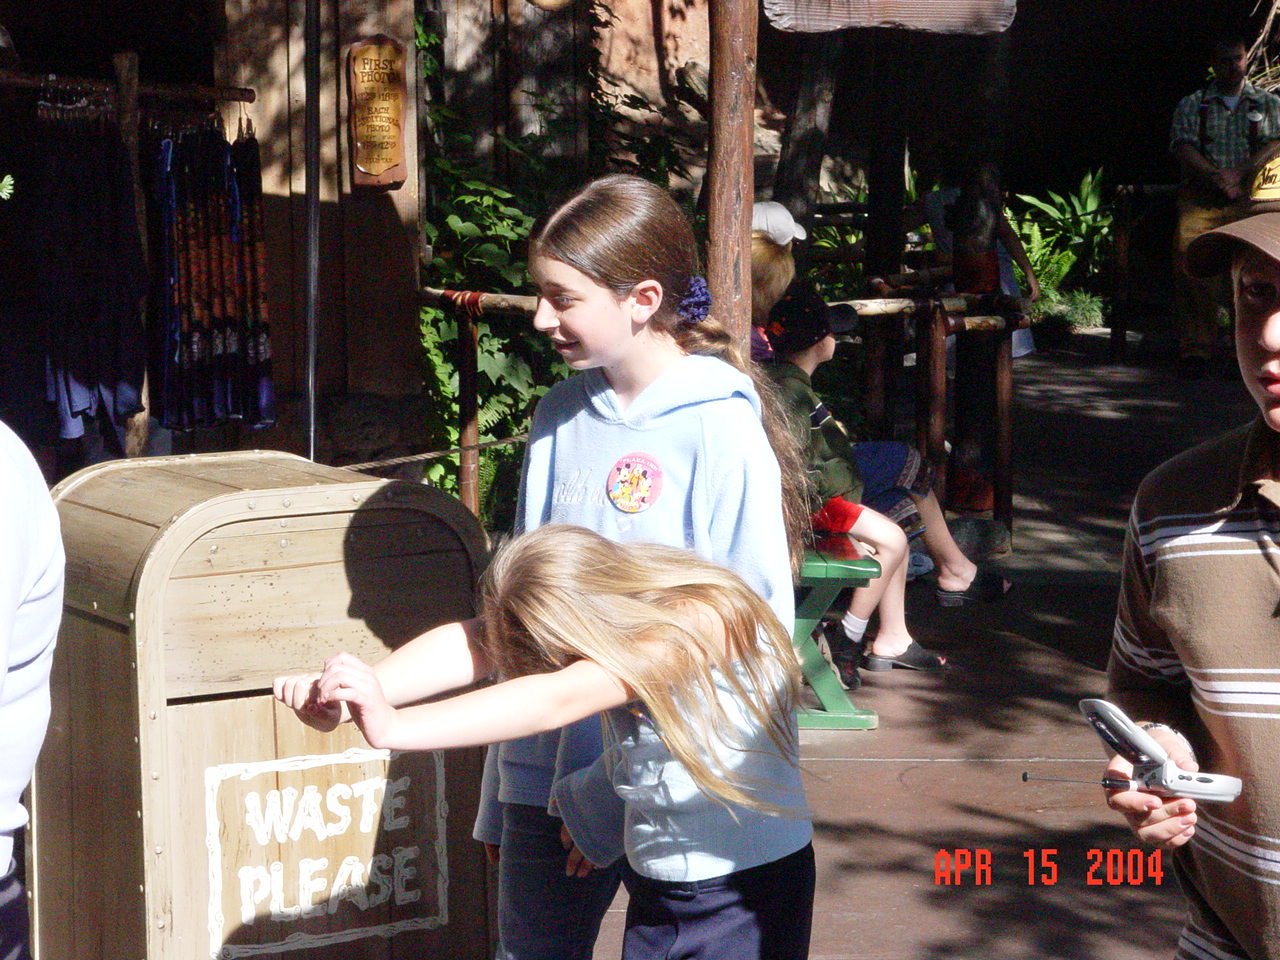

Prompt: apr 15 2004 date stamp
[{"left": 934, "top": 847, "right": 1165, "bottom": 886}]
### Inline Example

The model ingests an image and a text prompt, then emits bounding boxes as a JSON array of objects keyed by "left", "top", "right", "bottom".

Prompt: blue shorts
[
  {"left": 852, "top": 440, "right": 934, "bottom": 537},
  {"left": 620, "top": 843, "right": 815, "bottom": 960}
]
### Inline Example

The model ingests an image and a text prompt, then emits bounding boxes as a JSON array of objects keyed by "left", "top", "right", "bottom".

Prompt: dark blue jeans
[
  {"left": 621, "top": 843, "right": 815, "bottom": 960},
  {"left": 496, "top": 803, "right": 623, "bottom": 960},
  {"left": 0, "top": 861, "right": 31, "bottom": 960}
]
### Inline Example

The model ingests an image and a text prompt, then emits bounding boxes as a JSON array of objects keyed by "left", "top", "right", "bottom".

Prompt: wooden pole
[
  {"left": 0, "top": 67, "right": 255, "bottom": 103},
  {"left": 864, "top": 30, "right": 907, "bottom": 279},
  {"left": 863, "top": 317, "right": 887, "bottom": 437},
  {"left": 113, "top": 51, "right": 151, "bottom": 459},
  {"left": 994, "top": 328, "right": 1014, "bottom": 531},
  {"left": 706, "top": 0, "right": 756, "bottom": 345},
  {"left": 918, "top": 304, "right": 949, "bottom": 490},
  {"left": 304, "top": 0, "right": 321, "bottom": 461},
  {"left": 458, "top": 311, "right": 480, "bottom": 516}
]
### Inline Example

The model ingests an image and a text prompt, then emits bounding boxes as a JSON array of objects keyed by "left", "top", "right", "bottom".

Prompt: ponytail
[{"left": 669, "top": 314, "right": 810, "bottom": 575}]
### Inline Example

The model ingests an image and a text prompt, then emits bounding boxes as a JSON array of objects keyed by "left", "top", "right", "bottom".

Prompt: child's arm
[
  {"left": 374, "top": 617, "right": 491, "bottom": 703},
  {"left": 273, "top": 617, "right": 492, "bottom": 731},
  {"left": 315, "top": 651, "right": 633, "bottom": 752},
  {"left": 996, "top": 213, "right": 1042, "bottom": 302}
]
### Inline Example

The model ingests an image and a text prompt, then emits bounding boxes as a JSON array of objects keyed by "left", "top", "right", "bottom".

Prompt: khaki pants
[{"left": 1174, "top": 195, "right": 1237, "bottom": 358}]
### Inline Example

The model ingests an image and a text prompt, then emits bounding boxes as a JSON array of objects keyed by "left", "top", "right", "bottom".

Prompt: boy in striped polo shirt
[{"left": 1103, "top": 155, "right": 1280, "bottom": 960}]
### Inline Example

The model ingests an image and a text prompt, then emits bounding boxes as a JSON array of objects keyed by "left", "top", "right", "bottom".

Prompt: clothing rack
[
  {"left": 0, "top": 67, "right": 255, "bottom": 105},
  {"left": 0, "top": 55, "right": 257, "bottom": 462}
]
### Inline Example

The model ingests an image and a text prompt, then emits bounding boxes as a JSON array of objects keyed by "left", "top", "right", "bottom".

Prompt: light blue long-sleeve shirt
[{"left": 551, "top": 660, "right": 810, "bottom": 881}]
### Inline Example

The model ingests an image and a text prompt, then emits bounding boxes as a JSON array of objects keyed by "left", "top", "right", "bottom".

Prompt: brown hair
[
  {"left": 478, "top": 524, "right": 802, "bottom": 813},
  {"left": 532, "top": 175, "right": 810, "bottom": 571}
]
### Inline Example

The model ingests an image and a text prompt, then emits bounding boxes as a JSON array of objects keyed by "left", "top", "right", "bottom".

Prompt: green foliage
[
  {"left": 1008, "top": 168, "right": 1114, "bottom": 291},
  {"left": 806, "top": 167, "right": 922, "bottom": 299},
  {"left": 423, "top": 167, "right": 534, "bottom": 289},
  {"left": 415, "top": 21, "right": 569, "bottom": 526},
  {"left": 0, "top": 174, "right": 12, "bottom": 200},
  {"left": 412, "top": 3, "right": 699, "bottom": 526},
  {"left": 1031, "top": 287, "right": 1107, "bottom": 330},
  {"left": 1009, "top": 215, "right": 1078, "bottom": 290},
  {"left": 417, "top": 310, "right": 565, "bottom": 522},
  {"left": 806, "top": 179, "right": 868, "bottom": 299}
]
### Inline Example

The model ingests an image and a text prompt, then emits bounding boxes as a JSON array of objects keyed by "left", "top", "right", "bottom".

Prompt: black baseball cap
[{"left": 764, "top": 280, "right": 858, "bottom": 357}]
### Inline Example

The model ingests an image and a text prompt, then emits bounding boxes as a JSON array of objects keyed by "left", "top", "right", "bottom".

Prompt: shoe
[
  {"left": 818, "top": 621, "right": 863, "bottom": 690},
  {"left": 906, "top": 546, "right": 935, "bottom": 582},
  {"left": 832, "top": 645, "right": 864, "bottom": 691},
  {"left": 935, "top": 567, "right": 1012, "bottom": 607},
  {"left": 861, "top": 640, "right": 947, "bottom": 672}
]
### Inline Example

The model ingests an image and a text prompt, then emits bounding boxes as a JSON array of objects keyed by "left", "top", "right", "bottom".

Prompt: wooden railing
[{"left": 420, "top": 285, "right": 1026, "bottom": 527}]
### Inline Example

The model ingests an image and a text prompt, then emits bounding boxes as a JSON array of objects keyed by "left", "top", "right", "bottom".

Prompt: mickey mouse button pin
[{"left": 606, "top": 453, "right": 663, "bottom": 514}]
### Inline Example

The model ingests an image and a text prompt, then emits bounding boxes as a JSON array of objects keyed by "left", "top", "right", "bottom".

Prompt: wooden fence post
[{"left": 706, "top": 0, "right": 756, "bottom": 346}]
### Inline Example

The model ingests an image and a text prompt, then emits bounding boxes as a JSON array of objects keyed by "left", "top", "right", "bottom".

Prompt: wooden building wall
[{"left": 215, "top": 0, "right": 423, "bottom": 399}]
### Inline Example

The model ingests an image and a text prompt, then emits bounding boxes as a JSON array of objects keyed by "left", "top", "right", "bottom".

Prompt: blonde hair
[
  {"left": 478, "top": 524, "right": 802, "bottom": 813},
  {"left": 751, "top": 233, "right": 796, "bottom": 325},
  {"left": 532, "top": 175, "right": 810, "bottom": 572}
]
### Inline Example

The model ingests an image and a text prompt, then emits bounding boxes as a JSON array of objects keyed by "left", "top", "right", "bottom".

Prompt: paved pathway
[{"left": 595, "top": 329, "right": 1256, "bottom": 959}]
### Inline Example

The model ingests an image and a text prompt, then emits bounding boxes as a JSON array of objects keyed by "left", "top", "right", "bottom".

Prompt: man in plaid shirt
[{"left": 1171, "top": 33, "right": 1280, "bottom": 378}]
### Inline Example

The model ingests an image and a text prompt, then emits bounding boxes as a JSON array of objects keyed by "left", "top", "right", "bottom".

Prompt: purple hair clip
[{"left": 677, "top": 276, "right": 712, "bottom": 324}]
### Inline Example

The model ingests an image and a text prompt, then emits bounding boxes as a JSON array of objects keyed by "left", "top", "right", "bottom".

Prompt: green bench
[{"left": 793, "top": 544, "right": 881, "bottom": 730}]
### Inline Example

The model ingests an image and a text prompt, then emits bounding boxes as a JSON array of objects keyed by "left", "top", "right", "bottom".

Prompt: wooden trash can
[{"left": 30, "top": 451, "right": 492, "bottom": 960}]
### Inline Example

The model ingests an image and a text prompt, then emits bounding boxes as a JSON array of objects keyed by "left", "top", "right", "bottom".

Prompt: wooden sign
[
  {"left": 199, "top": 731, "right": 447, "bottom": 958},
  {"left": 348, "top": 35, "right": 408, "bottom": 189}
]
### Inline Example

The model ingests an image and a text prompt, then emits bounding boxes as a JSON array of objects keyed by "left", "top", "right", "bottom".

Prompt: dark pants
[
  {"left": 0, "top": 862, "right": 31, "bottom": 960},
  {"left": 621, "top": 843, "right": 815, "bottom": 960},
  {"left": 496, "top": 803, "right": 623, "bottom": 960}
]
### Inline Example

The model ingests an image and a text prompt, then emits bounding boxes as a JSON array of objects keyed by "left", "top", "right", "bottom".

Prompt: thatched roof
[
  {"left": 1251, "top": 2, "right": 1280, "bottom": 91},
  {"left": 763, "top": 0, "right": 1015, "bottom": 34}
]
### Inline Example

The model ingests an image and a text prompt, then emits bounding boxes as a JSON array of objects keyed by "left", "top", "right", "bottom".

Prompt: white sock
[{"left": 841, "top": 612, "right": 869, "bottom": 643}]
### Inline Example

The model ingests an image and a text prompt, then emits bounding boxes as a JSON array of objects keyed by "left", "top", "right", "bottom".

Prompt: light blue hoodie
[{"left": 473, "top": 353, "right": 794, "bottom": 846}]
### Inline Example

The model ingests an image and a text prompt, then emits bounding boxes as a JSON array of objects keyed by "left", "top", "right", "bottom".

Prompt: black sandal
[
  {"left": 935, "top": 568, "right": 1011, "bottom": 608},
  {"left": 861, "top": 641, "right": 947, "bottom": 672}
]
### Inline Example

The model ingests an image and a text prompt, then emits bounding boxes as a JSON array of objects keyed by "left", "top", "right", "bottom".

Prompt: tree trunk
[
  {"left": 863, "top": 29, "right": 908, "bottom": 280},
  {"left": 772, "top": 30, "right": 843, "bottom": 228}
]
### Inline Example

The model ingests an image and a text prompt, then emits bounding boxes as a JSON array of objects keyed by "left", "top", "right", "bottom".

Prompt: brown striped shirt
[{"left": 1109, "top": 418, "right": 1280, "bottom": 960}]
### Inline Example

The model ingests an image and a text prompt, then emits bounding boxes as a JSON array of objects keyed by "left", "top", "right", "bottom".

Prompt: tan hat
[
  {"left": 1185, "top": 155, "right": 1280, "bottom": 276},
  {"left": 752, "top": 201, "right": 807, "bottom": 247}
]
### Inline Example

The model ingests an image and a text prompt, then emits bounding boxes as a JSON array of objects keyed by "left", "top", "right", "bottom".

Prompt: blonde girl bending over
[{"left": 277, "top": 525, "right": 814, "bottom": 960}]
